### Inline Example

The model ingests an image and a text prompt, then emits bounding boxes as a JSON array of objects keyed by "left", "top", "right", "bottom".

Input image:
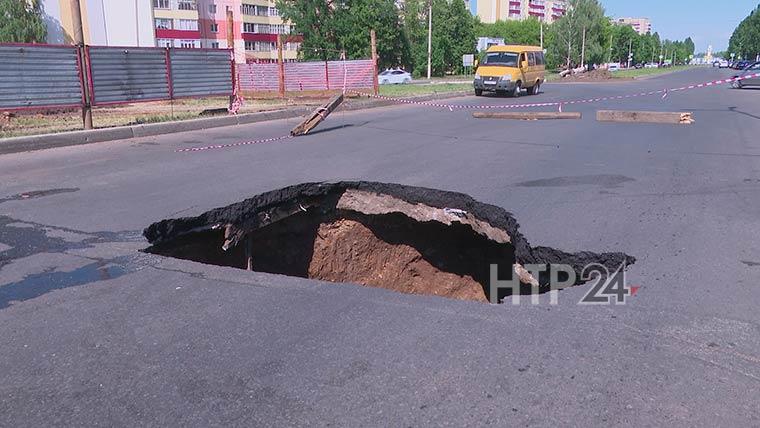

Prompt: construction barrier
[
  {"left": 0, "top": 44, "right": 84, "bottom": 110},
  {"left": 0, "top": 43, "right": 234, "bottom": 111},
  {"left": 238, "top": 59, "right": 375, "bottom": 93}
]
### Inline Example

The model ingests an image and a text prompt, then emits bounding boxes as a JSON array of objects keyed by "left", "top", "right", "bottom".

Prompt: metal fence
[
  {"left": 238, "top": 59, "right": 375, "bottom": 93},
  {"left": 170, "top": 49, "right": 234, "bottom": 98},
  {"left": 0, "top": 43, "right": 234, "bottom": 111},
  {"left": 0, "top": 44, "right": 83, "bottom": 110},
  {"left": 88, "top": 46, "right": 170, "bottom": 106}
]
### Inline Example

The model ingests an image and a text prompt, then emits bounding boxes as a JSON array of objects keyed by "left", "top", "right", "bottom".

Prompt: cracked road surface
[{"left": 1, "top": 68, "right": 760, "bottom": 426}]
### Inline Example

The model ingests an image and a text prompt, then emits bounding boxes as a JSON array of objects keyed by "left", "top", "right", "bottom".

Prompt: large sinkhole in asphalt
[{"left": 144, "top": 182, "right": 635, "bottom": 303}]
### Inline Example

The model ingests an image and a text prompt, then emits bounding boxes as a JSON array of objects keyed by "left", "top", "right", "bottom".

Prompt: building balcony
[{"left": 155, "top": 28, "right": 201, "bottom": 39}]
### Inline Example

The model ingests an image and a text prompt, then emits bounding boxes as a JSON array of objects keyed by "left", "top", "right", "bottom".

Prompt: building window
[
  {"left": 244, "top": 41, "right": 274, "bottom": 52},
  {"left": 209, "top": 4, "right": 216, "bottom": 14},
  {"left": 155, "top": 18, "right": 172, "bottom": 29},
  {"left": 210, "top": 23, "right": 218, "bottom": 32},
  {"left": 156, "top": 38, "right": 173, "bottom": 48},
  {"left": 153, "top": 0, "right": 169, "bottom": 9},
  {"left": 211, "top": 42, "right": 220, "bottom": 49},
  {"left": 179, "top": 39, "right": 200, "bottom": 48},
  {"left": 257, "top": 6, "right": 268, "bottom": 16},
  {"left": 178, "top": 1, "right": 196, "bottom": 11},
  {"left": 177, "top": 19, "right": 198, "bottom": 31},
  {"left": 241, "top": 4, "right": 255, "bottom": 15},
  {"left": 243, "top": 22, "right": 254, "bottom": 33},
  {"left": 257, "top": 24, "right": 270, "bottom": 34},
  {"left": 268, "top": 7, "right": 278, "bottom": 16}
]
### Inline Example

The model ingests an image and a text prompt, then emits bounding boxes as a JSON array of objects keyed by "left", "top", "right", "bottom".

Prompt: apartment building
[
  {"left": 471, "top": 0, "right": 567, "bottom": 24},
  {"left": 152, "top": 0, "right": 300, "bottom": 62},
  {"left": 614, "top": 17, "right": 652, "bottom": 35},
  {"left": 41, "top": 0, "right": 156, "bottom": 47}
]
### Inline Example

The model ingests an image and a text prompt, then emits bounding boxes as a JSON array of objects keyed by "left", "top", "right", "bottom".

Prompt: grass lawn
[
  {"left": 613, "top": 65, "right": 695, "bottom": 79},
  {"left": 378, "top": 82, "right": 472, "bottom": 97}
]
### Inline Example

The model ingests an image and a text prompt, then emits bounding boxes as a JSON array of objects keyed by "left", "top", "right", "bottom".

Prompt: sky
[{"left": 601, "top": 0, "right": 756, "bottom": 52}]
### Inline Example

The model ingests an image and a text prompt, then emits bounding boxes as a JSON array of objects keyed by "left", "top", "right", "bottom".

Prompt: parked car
[
  {"left": 378, "top": 69, "right": 412, "bottom": 85},
  {"left": 716, "top": 59, "right": 730, "bottom": 68},
  {"left": 607, "top": 63, "right": 620, "bottom": 72},
  {"left": 732, "top": 60, "right": 751, "bottom": 70},
  {"left": 732, "top": 61, "right": 760, "bottom": 89},
  {"left": 644, "top": 62, "right": 659, "bottom": 69}
]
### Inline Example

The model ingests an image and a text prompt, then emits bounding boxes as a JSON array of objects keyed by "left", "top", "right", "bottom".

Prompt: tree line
[
  {"left": 279, "top": 0, "right": 696, "bottom": 76},
  {"left": 0, "top": 0, "right": 46, "bottom": 43},
  {"left": 728, "top": 4, "right": 760, "bottom": 61},
  {"left": 2, "top": 0, "right": 699, "bottom": 75}
]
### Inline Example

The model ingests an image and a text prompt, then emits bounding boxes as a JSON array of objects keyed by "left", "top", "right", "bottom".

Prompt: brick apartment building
[
  {"left": 152, "top": 0, "right": 301, "bottom": 62},
  {"left": 614, "top": 17, "right": 652, "bottom": 35},
  {"left": 39, "top": 0, "right": 299, "bottom": 62},
  {"left": 468, "top": 0, "right": 567, "bottom": 24}
]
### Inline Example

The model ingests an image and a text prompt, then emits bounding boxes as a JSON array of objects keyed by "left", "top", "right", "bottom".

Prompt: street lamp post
[{"left": 427, "top": 0, "right": 432, "bottom": 80}]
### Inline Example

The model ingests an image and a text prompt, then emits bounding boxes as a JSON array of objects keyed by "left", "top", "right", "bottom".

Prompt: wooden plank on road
[
  {"left": 596, "top": 110, "right": 694, "bottom": 124},
  {"left": 290, "top": 93, "right": 344, "bottom": 136},
  {"left": 472, "top": 111, "right": 582, "bottom": 120}
]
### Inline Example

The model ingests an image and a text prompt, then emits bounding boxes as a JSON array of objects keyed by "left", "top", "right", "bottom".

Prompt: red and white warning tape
[
  {"left": 175, "top": 135, "right": 292, "bottom": 153},
  {"left": 350, "top": 72, "right": 760, "bottom": 111},
  {"left": 177, "top": 72, "right": 760, "bottom": 153}
]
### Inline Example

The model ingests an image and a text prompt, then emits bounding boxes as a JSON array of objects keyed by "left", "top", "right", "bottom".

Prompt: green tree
[
  {"left": 0, "top": 0, "right": 47, "bottom": 43},
  {"left": 550, "top": 0, "right": 606, "bottom": 69},
  {"left": 335, "top": 0, "right": 410, "bottom": 68},
  {"left": 728, "top": 4, "right": 760, "bottom": 60},
  {"left": 277, "top": 0, "right": 410, "bottom": 68},
  {"left": 403, "top": 0, "right": 475, "bottom": 77}
]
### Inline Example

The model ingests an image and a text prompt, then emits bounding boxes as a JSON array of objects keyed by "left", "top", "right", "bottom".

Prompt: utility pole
[
  {"left": 371, "top": 30, "right": 379, "bottom": 95},
  {"left": 71, "top": 0, "right": 93, "bottom": 129},
  {"left": 277, "top": 34, "right": 285, "bottom": 98},
  {"left": 226, "top": 6, "right": 234, "bottom": 54},
  {"left": 608, "top": 32, "right": 613, "bottom": 63},
  {"left": 580, "top": 26, "right": 586, "bottom": 69},
  {"left": 627, "top": 38, "right": 632, "bottom": 68},
  {"left": 427, "top": 0, "right": 432, "bottom": 80},
  {"left": 540, "top": 21, "right": 544, "bottom": 50}
]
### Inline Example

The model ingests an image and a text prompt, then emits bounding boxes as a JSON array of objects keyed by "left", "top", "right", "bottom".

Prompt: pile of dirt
[
  {"left": 560, "top": 69, "right": 623, "bottom": 82},
  {"left": 144, "top": 181, "right": 635, "bottom": 303}
]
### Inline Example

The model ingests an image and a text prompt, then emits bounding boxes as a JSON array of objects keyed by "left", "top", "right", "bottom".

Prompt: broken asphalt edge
[{"left": 0, "top": 91, "right": 470, "bottom": 156}]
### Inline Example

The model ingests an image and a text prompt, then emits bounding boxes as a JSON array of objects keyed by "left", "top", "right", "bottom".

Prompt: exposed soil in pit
[{"left": 144, "top": 181, "right": 636, "bottom": 303}]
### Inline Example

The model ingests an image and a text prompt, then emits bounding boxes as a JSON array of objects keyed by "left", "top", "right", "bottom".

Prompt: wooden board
[
  {"left": 472, "top": 111, "right": 582, "bottom": 120},
  {"left": 596, "top": 110, "right": 694, "bottom": 124},
  {"left": 290, "top": 93, "right": 345, "bottom": 136}
]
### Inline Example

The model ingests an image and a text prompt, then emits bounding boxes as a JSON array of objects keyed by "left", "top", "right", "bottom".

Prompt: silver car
[
  {"left": 379, "top": 69, "right": 412, "bottom": 85},
  {"left": 732, "top": 61, "right": 760, "bottom": 88}
]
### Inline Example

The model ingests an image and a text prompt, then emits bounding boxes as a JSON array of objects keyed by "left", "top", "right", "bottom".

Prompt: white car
[
  {"left": 379, "top": 69, "right": 412, "bottom": 85},
  {"left": 607, "top": 63, "right": 620, "bottom": 72},
  {"left": 717, "top": 59, "right": 730, "bottom": 68},
  {"left": 644, "top": 62, "right": 659, "bottom": 69}
]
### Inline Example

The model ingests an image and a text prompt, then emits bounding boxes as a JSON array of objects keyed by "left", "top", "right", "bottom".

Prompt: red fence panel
[{"left": 238, "top": 59, "right": 374, "bottom": 92}]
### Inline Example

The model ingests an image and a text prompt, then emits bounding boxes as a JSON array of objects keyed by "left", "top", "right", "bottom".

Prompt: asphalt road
[{"left": 1, "top": 67, "right": 759, "bottom": 426}]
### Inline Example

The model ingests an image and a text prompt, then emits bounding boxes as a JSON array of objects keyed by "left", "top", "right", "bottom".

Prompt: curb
[{"left": 0, "top": 92, "right": 469, "bottom": 156}]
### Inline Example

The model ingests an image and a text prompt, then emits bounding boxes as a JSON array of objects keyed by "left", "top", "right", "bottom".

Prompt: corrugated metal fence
[
  {"left": 88, "top": 46, "right": 170, "bottom": 105},
  {"left": 0, "top": 44, "right": 83, "bottom": 110},
  {"left": 0, "top": 43, "right": 235, "bottom": 111},
  {"left": 238, "top": 59, "right": 375, "bottom": 92},
  {"left": 170, "top": 49, "right": 234, "bottom": 98}
]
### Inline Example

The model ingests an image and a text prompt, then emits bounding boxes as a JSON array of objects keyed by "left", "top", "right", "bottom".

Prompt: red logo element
[{"left": 629, "top": 285, "right": 641, "bottom": 296}]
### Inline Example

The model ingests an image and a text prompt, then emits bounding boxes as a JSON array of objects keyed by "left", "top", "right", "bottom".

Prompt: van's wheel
[
  {"left": 475, "top": 88, "right": 483, "bottom": 96},
  {"left": 527, "top": 81, "right": 540, "bottom": 95},
  {"left": 511, "top": 81, "right": 522, "bottom": 97}
]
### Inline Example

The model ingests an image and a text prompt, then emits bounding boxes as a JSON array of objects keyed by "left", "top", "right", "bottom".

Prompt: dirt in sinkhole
[{"left": 144, "top": 181, "right": 636, "bottom": 303}]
